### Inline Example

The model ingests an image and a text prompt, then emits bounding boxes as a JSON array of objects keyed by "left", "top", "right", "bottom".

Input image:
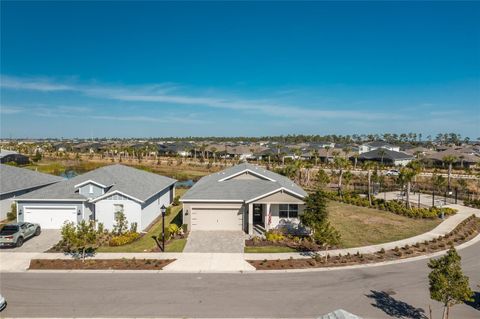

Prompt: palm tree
[
  {"left": 363, "top": 161, "right": 376, "bottom": 206},
  {"left": 397, "top": 168, "right": 417, "bottom": 209},
  {"left": 378, "top": 149, "right": 387, "bottom": 166},
  {"left": 442, "top": 155, "right": 457, "bottom": 191},
  {"left": 324, "top": 146, "right": 331, "bottom": 164},
  {"left": 343, "top": 170, "right": 353, "bottom": 192},
  {"left": 334, "top": 156, "right": 349, "bottom": 198},
  {"left": 342, "top": 146, "right": 352, "bottom": 159},
  {"left": 311, "top": 149, "right": 319, "bottom": 166},
  {"left": 211, "top": 147, "right": 217, "bottom": 163}
]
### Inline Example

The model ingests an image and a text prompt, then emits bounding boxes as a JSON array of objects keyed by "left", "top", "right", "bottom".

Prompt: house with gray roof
[
  {"left": 15, "top": 164, "right": 176, "bottom": 230},
  {"left": 181, "top": 163, "right": 307, "bottom": 235},
  {"left": 358, "top": 141, "right": 400, "bottom": 154},
  {"left": 0, "top": 164, "right": 63, "bottom": 221},
  {"left": 358, "top": 148, "right": 414, "bottom": 166}
]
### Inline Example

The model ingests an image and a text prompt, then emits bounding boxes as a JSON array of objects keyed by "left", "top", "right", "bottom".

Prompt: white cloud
[
  {"left": 0, "top": 74, "right": 398, "bottom": 121},
  {"left": 0, "top": 105, "right": 25, "bottom": 114}
]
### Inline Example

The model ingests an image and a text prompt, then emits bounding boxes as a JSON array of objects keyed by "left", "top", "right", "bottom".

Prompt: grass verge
[{"left": 328, "top": 200, "right": 441, "bottom": 248}]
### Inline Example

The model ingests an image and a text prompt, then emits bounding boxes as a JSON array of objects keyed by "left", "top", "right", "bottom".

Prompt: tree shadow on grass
[
  {"left": 366, "top": 290, "right": 427, "bottom": 319},
  {"left": 465, "top": 291, "right": 480, "bottom": 311}
]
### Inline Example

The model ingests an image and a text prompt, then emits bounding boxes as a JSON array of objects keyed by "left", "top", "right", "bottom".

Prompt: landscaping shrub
[
  {"left": 172, "top": 196, "right": 180, "bottom": 206},
  {"left": 324, "top": 191, "right": 457, "bottom": 219},
  {"left": 109, "top": 232, "right": 140, "bottom": 246},
  {"left": 7, "top": 203, "right": 16, "bottom": 221},
  {"left": 266, "top": 230, "right": 285, "bottom": 242},
  {"left": 464, "top": 199, "right": 480, "bottom": 209},
  {"left": 167, "top": 224, "right": 179, "bottom": 237}
]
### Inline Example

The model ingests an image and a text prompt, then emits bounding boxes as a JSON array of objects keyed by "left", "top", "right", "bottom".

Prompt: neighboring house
[
  {"left": 0, "top": 164, "right": 63, "bottom": 221},
  {"left": 358, "top": 141, "right": 400, "bottom": 154},
  {"left": 15, "top": 164, "right": 176, "bottom": 230},
  {"left": 181, "top": 163, "right": 307, "bottom": 235},
  {"left": 358, "top": 148, "right": 414, "bottom": 166},
  {"left": 0, "top": 150, "right": 30, "bottom": 165}
]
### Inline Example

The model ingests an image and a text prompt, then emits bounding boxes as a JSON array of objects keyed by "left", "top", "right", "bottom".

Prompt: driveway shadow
[
  {"left": 466, "top": 291, "right": 480, "bottom": 311},
  {"left": 366, "top": 290, "right": 426, "bottom": 319}
]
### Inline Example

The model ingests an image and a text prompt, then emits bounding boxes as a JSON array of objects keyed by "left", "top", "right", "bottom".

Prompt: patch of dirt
[{"left": 29, "top": 258, "right": 175, "bottom": 270}]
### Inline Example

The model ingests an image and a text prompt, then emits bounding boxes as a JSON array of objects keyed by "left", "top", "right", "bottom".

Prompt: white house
[
  {"left": 181, "top": 163, "right": 307, "bottom": 235},
  {"left": 15, "top": 164, "right": 176, "bottom": 230},
  {"left": 359, "top": 141, "right": 400, "bottom": 154}
]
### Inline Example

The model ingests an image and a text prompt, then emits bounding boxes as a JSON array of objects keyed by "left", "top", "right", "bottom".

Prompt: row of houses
[
  {"left": 1, "top": 163, "right": 307, "bottom": 236},
  {"left": 2, "top": 139, "right": 480, "bottom": 168}
]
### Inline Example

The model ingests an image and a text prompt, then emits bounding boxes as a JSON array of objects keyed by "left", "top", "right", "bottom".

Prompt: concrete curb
[{"left": 249, "top": 232, "right": 480, "bottom": 274}]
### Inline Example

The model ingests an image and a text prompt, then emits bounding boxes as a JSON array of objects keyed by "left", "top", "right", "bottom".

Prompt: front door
[{"left": 253, "top": 204, "right": 263, "bottom": 224}]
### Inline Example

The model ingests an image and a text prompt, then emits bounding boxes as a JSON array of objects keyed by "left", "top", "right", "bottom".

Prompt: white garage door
[
  {"left": 191, "top": 208, "right": 242, "bottom": 231},
  {"left": 24, "top": 206, "right": 77, "bottom": 229}
]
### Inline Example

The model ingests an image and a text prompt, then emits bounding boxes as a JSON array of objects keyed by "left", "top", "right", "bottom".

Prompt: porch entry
[{"left": 252, "top": 204, "right": 263, "bottom": 225}]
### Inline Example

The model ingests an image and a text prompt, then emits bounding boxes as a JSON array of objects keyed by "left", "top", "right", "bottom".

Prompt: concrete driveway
[
  {"left": 184, "top": 231, "right": 245, "bottom": 253},
  {"left": 0, "top": 229, "right": 61, "bottom": 252}
]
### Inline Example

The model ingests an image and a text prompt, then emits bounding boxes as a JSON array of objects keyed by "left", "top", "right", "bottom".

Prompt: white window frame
[{"left": 279, "top": 204, "right": 299, "bottom": 219}]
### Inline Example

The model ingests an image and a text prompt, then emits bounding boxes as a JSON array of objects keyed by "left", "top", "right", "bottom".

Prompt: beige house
[{"left": 180, "top": 163, "right": 307, "bottom": 235}]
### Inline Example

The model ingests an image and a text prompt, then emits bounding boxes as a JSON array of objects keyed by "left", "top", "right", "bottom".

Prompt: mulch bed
[
  {"left": 29, "top": 258, "right": 175, "bottom": 270},
  {"left": 245, "top": 237, "right": 333, "bottom": 252},
  {"left": 248, "top": 215, "right": 480, "bottom": 270}
]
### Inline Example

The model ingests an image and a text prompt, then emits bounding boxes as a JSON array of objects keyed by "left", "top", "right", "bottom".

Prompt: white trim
[
  {"left": 23, "top": 205, "right": 77, "bottom": 209},
  {"left": 218, "top": 169, "right": 276, "bottom": 182},
  {"left": 245, "top": 187, "right": 305, "bottom": 203},
  {"left": 180, "top": 199, "right": 244, "bottom": 203},
  {"left": 15, "top": 199, "right": 86, "bottom": 202},
  {"left": 90, "top": 190, "right": 144, "bottom": 204},
  {"left": 74, "top": 180, "right": 108, "bottom": 189}
]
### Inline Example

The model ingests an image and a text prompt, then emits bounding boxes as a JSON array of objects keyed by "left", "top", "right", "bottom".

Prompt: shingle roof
[
  {"left": 181, "top": 163, "right": 307, "bottom": 202},
  {"left": 0, "top": 164, "right": 64, "bottom": 195},
  {"left": 359, "top": 148, "right": 413, "bottom": 161},
  {"left": 16, "top": 164, "right": 176, "bottom": 202}
]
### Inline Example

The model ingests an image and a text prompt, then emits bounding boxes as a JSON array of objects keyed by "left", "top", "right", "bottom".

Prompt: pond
[
  {"left": 175, "top": 179, "right": 195, "bottom": 188},
  {"left": 60, "top": 170, "right": 78, "bottom": 179}
]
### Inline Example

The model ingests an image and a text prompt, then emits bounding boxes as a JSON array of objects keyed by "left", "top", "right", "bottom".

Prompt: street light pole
[{"left": 161, "top": 205, "right": 167, "bottom": 252}]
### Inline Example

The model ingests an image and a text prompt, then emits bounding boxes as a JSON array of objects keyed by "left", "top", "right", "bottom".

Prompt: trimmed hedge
[
  {"left": 324, "top": 192, "right": 457, "bottom": 219},
  {"left": 464, "top": 199, "right": 480, "bottom": 209}
]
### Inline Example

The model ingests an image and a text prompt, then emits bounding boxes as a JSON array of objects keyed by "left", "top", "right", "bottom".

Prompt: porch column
[
  {"left": 248, "top": 203, "right": 253, "bottom": 235},
  {"left": 265, "top": 203, "right": 271, "bottom": 231}
]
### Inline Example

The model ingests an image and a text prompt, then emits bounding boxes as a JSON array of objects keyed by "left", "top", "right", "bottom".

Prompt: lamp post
[{"left": 161, "top": 204, "right": 167, "bottom": 252}]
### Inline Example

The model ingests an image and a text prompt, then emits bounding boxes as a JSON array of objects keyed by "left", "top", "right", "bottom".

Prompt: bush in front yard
[
  {"left": 172, "top": 196, "right": 180, "bottom": 206},
  {"left": 7, "top": 203, "right": 16, "bottom": 221},
  {"left": 109, "top": 232, "right": 140, "bottom": 246}
]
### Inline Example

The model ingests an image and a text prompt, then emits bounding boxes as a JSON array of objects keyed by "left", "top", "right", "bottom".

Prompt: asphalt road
[{"left": 1, "top": 244, "right": 479, "bottom": 318}]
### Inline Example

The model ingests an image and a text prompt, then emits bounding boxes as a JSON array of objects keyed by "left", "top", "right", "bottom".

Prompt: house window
[
  {"left": 114, "top": 204, "right": 124, "bottom": 218},
  {"left": 89, "top": 185, "right": 94, "bottom": 194},
  {"left": 279, "top": 204, "right": 298, "bottom": 218}
]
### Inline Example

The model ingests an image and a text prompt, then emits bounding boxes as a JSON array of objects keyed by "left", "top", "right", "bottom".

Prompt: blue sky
[{"left": 1, "top": 1, "right": 479, "bottom": 138}]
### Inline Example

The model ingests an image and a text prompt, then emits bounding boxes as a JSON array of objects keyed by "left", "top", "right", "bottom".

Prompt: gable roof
[
  {"left": 359, "top": 148, "right": 413, "bottom": 161},
  {"left": 181, "top": 163, "right": 307, "bottom": 202},
  {"left": 16, "top": 164, "right": 176, "bottom": 202},
  {"left": 0, "top": 164, "right": 64, "bottom": 195}
]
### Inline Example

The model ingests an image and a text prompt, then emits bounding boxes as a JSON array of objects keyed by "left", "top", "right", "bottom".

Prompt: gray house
[
  {"left": 181, "top": 163, "right": 307, "bottom": 235},
  {"left": 15, "top": 164, "right": 176, "bottom": 230},
  {"left": 0, "top": 164, "right": 63, "bottom": 221}
]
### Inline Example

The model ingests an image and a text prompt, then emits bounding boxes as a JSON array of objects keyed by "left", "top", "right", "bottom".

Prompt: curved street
[{"left": 1, "top": 241, "right": 479, "bottom": 318}]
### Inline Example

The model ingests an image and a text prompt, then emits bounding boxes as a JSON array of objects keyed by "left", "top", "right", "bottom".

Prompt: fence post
[
  {"left": 455, "top": 188, "right": 458, "bottom": 204},
  {"left": 432, "top": 190, "right": 435, "bottom": 207}
]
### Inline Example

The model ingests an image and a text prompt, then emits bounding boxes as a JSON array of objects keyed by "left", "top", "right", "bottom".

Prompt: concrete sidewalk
[{"left": 246, "top": 203, "right": 480, "bottom": 260}]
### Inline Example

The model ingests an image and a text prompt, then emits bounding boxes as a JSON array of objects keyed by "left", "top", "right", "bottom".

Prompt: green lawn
[
  {"left": 98, "top": 189, "right": 187, "bottom": 253},
  {"left": 328, "top": 200, "right": 441, "bottom": 248},
  {"left": 244, "top": 246, "right": 298, "bottom": 253}
]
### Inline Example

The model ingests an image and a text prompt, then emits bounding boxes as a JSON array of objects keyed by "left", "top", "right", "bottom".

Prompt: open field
[
  {"left": 24, "top": 157, "right": 219, "bottom": 181},
  {"left": 328, "top": 201, "right": 441, "bottom": 248}
]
